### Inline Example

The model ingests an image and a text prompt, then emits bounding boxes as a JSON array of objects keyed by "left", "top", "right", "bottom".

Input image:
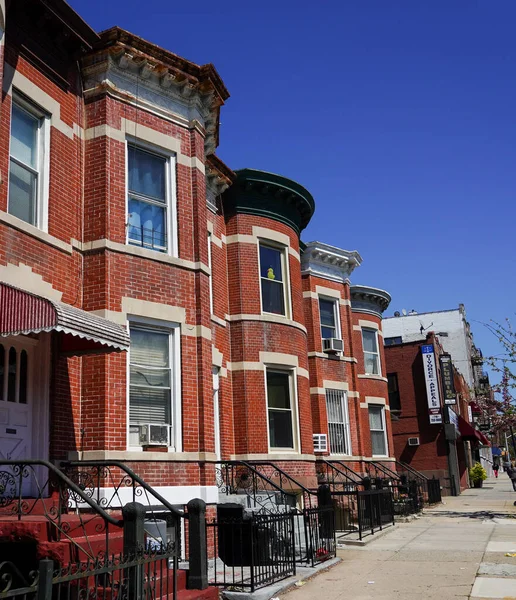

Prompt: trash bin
[
  {"left": 144, "top": 519, "right": 167, "bottom": 550},
  {"left": 217, "top": 503, "right": 274, "bottom": 567}
]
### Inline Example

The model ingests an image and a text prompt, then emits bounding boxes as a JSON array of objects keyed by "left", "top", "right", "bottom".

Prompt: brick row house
[
  {"left": 383, "top": 309, "right": 491, "bottom": 496},
  {"left": 0, "top": 0, "right": 395, "bottom": 515}
]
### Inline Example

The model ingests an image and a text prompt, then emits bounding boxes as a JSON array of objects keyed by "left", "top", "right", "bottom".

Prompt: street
[{"left": 281, "top": 476, "right": 516, "bottom": 600}]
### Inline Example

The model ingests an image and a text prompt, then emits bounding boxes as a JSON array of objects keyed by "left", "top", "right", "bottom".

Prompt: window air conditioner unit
[
  {"left": 323, "top": 338, "right": 344, "bottom": 354},
  {"left": 407, "top": 437, "right": 420, "bottom": 447},
  {"left": 313, "top": 433, "right": 328, "bottom": 452},
  {"left": 139, "top": 424, "right": 170, "bottom": 446}
]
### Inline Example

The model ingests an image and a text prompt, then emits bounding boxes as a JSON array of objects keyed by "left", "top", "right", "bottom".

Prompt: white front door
[
  {"left": 0, "top": 340, "right": 33, "bottom": 495},
  {"left": 213, "top": 367, "right": 221, "bottom": 460}
]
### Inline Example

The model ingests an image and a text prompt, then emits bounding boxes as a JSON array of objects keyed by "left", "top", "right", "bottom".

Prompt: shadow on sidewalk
[{"left": 429, "top": 510, "right": 516, "bottom": 519}]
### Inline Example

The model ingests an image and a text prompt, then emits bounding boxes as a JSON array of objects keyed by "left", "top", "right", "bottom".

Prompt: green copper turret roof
[{"left": 222, "top": 168, "right": 315, "bottom": 234}]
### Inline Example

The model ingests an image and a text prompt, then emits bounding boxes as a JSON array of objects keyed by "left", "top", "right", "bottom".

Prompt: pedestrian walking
[
  {"left": 507, "top": 465, "right": 516, "bottom": 492},
  {"left": 493, "top": 463, "right": 499, "bottom": 478}
]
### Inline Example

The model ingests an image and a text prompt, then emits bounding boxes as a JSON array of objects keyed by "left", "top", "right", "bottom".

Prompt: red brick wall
[{"left": 384, "top": 333, "right": 472, "bottom": 493}]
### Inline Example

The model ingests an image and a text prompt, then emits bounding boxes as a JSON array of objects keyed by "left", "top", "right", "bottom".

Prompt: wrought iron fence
[
  {"left": 0, "top": 544, "right": 179, "bottom": 600},
  {"left": 302, "top": 506, "right": 336, "bottom": 567},
  {"left": 62, "top": 460, "right": 185, "bottom": 556},
  {"left": 316, "top": 459, "right": 364, "bottom": 491},
  {"left": 215, "top": 460, "right": 299, "bottom": 515},
  {"left": 207, "top": 508, "right": 296, "bottom": 592},
  {"left": 330, "top": 488, "right": 394, "bottom": 541},
  {"left": 0, "top": 460, "right": 123, "bottom": 564}
]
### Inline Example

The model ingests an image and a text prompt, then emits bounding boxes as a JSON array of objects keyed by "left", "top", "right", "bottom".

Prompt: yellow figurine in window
[{"left": 267, "top": 267, "right": 275, "bottom": 280}]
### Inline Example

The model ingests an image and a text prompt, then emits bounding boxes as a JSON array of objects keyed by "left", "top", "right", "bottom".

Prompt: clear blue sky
[{"left": 69, "top": 0, "right": 515, "bottom": 381}]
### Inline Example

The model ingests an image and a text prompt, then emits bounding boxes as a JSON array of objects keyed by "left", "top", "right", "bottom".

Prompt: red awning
[
  {"left": 458, "top": 415, "right": 490, "bottom": 446},
  {"left": 0, "top": 283, "right": 129, "bottom": 354},
  {"left": 469, "top": 401, "right": 482, "bottom": 414}
]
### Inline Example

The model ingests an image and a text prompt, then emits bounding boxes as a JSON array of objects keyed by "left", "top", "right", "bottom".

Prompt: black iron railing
[
  {"left": 0, "top": 460, "right": 122, "bottom": 565},
  {"left": 367, "top": 461, "right": 423, "bottom": 515},
  {"left": 207, "top": 508, "right": 296, "bottom": 592},
  {"left": 238, "top": 461, "right": 318, "bottom": 508},
  {"left": 215, "top": 461, "right": 336, "bottom": 566},
  {"left": 303, "top": 505, "right": 336, "bottom": 567},
  {"left": 215, "top": 460, "right": 298, "bottom": 514},
  {"left": 316, "top": 459, "right": 364, "bottom": 491},
  {"left": 331, "top": 487, "right": 395, "bottom": 541}
]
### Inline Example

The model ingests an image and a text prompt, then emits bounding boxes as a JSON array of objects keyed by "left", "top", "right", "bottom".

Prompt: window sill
[
  {"left": 358, "top": 374, "right": 388, "bottom": 382},
  {"left": 307, "top": 351, "right": 357, "bottom": 362},
  {"left": 81, "top": 239, "right": 209, "bottom": 274},
  {"left": 211, "top": 314, "right": 227, "bottom": 328},
  {"left": 0, "top": 210, "right": 73, "bottom": 255},
  {"left": 68, "top": 450, "right": 218, "bottom": 462}
]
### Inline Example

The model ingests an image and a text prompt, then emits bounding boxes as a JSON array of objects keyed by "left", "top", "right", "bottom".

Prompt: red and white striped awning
[{"left": 0, "top": 283, "right": 129, "bottom": 353}]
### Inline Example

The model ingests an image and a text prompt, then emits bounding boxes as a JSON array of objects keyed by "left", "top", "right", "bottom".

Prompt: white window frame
[
  {"left": 8, "top": 91, "right": 50, "bottom": 232},
  {"left": 362, "top": 328, "right": 381, "bottom": 375},
  {"left": 264, "top": 367, "right": 300, "bottom": 453},
  {"left": 368, "top": 404, "right": 388, "bottom": 457},
  {"left": 258, "top": 241, "right": 291, "bottom": 318},
  {"left": 208, "top": 231, "right": 214, "bottom": 315},
  {"left": 125, "top": 139, "right": 178, "bottom": 257},
  {"left": 126, "top": 317, "right": 182, "bottom": 452},
  {"left": 325, "top": 389, "right": 351, "bottom": 455},
  {"left": 319, "top": 296, "right": 341, "bottom": 341}
]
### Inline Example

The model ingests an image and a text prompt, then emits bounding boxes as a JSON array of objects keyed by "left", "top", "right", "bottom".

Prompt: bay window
[
  {"left": 127, "top": 144, "right": 176, "bottom": 254},
  {"left": 319, "top": 298, "right": 339, "bottom": 340},
  {"left": 8, "top": 95, "right": 48, "bottom": 228},
  {"left": 259, "top": 243, "right": 288, "bottom": 316},
  {"left": 129, "top": 324, "right": 178, "bottom": 449},
  {"left": 362, "top": 328, "right": 380, "bottom": 375},
  {"left": 266, "top": 369, "right": 297, "bottom": 450},
  {"left": 368, "top": 405, "right": 388, "bottom": 456},
  {"left": 325, "top": 389, "right": 350, "bottom": 455}
]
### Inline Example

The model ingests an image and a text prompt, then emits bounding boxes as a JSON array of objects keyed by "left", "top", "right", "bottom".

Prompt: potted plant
[{"left": 469, "top": 462, "right": 487, "bottom": 488}]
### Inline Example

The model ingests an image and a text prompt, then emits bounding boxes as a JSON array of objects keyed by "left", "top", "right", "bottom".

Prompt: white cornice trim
[{"left": 301, "top": 241, "right": 362, "bottom": 283}]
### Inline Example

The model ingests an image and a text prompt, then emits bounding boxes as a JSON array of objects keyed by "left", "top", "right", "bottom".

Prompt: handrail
[
  {"left": 395, "top": 460, "right": 429, "bottom": 482},
  {"left": 242, "top": 461, "right": 317, "bottom": 497},
  {"left": 328, "top": 460, "right": 365, "bottom": 483},
  {"left": 216, "top": 460, "right": 297, "bottom": 502},
  {"left": 62, "top": 460, "right": 185, "bottom": 520},
  {"left": 317, "top": 459, "right": 364, "bottom": 486},
  {"left": 1, "top": 460, "right": 122, "bottom": 526},
  {"left": 368, "top": 461, "right": 401, "bottom": 481}
]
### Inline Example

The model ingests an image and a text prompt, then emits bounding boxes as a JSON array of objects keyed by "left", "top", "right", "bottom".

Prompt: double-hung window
[
  {"left": 259, "top": 243, "right": 287, "bottom": 316},
  {"left": 8, "top": 95, "right": 48, "bottom": 228},
  {"left": 325, "top": 389, "right": 350, "bottom": 455},
  {"left": 362, "top": 328, "right": 380, "bottom": 375},
  {"left": 129, "top": 324, "right": 177, "bottom": 449},
  {"left": 127, "top": 144, "right": 175, "bottom": 254},
  {"left": 368, "top": 405, "right": 388, "bottom": 456},
  {"left": 266, "top": 369, "right": 297, "bottom": 450},
  {"left": 319, "top": 298, "right": 339, "bottom": 340}
]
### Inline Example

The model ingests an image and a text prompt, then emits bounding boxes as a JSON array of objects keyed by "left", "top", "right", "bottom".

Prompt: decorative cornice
[
  {"left": 301, "top": 241, "right": 362, "bottom": 283},
  {"left": 82, "top": 29, "right": 229, "bottom": 155},
  {"left": 223, "top": 169, "right": 315, "bottom": 235},
  {"left": 350, "top": 284, "right": 391, "bottom": 317},
  {"left": 206, "top": 155, "right": 235, "bottom": 212}
]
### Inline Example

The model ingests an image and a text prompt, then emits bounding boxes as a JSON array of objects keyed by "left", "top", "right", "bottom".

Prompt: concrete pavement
[{"left": 280, "top": 476, "right": 516, "bottom": 599}]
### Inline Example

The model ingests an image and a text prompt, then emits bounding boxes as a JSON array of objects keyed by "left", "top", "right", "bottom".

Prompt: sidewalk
[{"left": 280, "top": 477, "right": 516, "bottom": 600}]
